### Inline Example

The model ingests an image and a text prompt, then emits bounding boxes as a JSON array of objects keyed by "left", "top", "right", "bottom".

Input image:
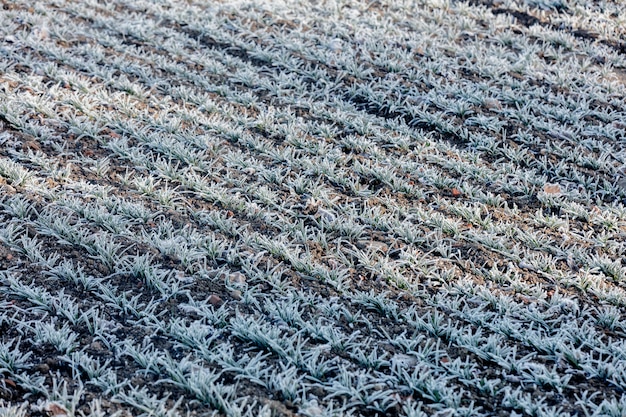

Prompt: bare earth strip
[{"left": 0, "top": 0, "right": 626, "bottom": 416}]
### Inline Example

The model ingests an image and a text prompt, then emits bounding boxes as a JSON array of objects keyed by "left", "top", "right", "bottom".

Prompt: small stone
[
  {"left": 229, "top": 272, "right": 246, "bottom": 284},
  {"left": 612, "top": 121, "right": 626, "bottom": 130},
  {"left": 205, "top": 269, "right": 222, "bottom": 278},
  {"left": 35, "top": 363, "right": 50, "bottom": 373},
  {"left": 518, "top": 261, "right": 537, "bottom": 271},
  {"left": 175, "top": 270, "right": 193, "bottom": 283},
  {"left": 90, "top": 341, "right": 104, "bottom": 351},
  {"left": 391, "top": 353, "right": 418, "bottom": 368},
  {"left": 208, "top": 294, "right": 223, "bottom": 306},
  {"left": 484, "top": 98, "right": 502, "bottom": 110},
  {"left": 317, "top": 208, "right": 336, "bottom": 223},
  {"left": 542, "top": 183, "right": 561, "bottom": 195},
  {"left": 23, "top": 140, "right": 40, "bottom": 151},
  {"left": 130, "top": 376, "right": 145, "bottom": 386},
  {"left": 229, "top": 290, "right": 242, "bottom": 301},
  {"left": 368, "top": 241, "right": 388, "bottom": 253},
  {"left": 44, "top": 402, "right": 68, "bottom": 417}
]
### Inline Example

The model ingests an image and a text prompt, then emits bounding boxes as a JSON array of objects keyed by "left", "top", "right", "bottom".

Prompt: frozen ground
[{"left": 1, "top": 0, "right": 626, "bottom": 416}]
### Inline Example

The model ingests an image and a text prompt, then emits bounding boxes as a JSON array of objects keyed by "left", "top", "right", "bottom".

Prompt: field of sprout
[{"left": 0, "top": 0, "right": 625, "bottom": 416}]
